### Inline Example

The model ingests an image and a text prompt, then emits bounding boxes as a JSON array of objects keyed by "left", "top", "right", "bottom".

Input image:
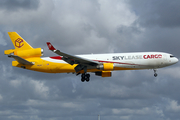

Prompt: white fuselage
[{"left": 42, "top": 52, "right": 178, "bottom": 71}]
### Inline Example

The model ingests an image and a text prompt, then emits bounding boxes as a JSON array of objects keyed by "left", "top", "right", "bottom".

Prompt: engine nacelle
[
  {"left": 97, "top": 63, "right": 114, "bottom": 71},
  {"left": 95, "top": 71, "right": 112, "bottom": 77},
  {"left": 14, "top": 48, "right": 43, "bottom": 58}
]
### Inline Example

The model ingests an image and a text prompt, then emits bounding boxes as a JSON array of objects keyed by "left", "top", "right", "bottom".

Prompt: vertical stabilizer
[{"left": 8, "top": 32, "right": 33, "bottom": 50}]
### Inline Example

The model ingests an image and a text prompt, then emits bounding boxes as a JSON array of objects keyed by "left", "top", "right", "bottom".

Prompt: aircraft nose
[{"left": 173, "top": 57, "right": 179, "bottom": 64}]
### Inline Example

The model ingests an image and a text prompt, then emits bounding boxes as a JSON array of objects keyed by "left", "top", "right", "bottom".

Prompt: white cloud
[
  {"left": 30, "top": 80, "right": 49, "bottom": 99},
  {"left": 112, "top": 107, "right": 151, "bottom": 115},
  {"left": 161, "top": 66, "right": 180, "bottom": 79},
  {"left": 0, "top": 110, "right": 12, "bottom": 116},
  {"left": 50, "top": 0, "right": 138, "bottom": 54},
  {"left": 25, "top": 99, "right": 84, "bottom": 110},
  {"left": 166, "top": 99, "right": 180, "bottom": 112},
  {"left": 8, "top": 115, "right": 23, "bottom": 120},
  {"left": 9, "top": 76, "right": 49, "bottom": 99},
  {"left": 10, "top": 79, "right": 22, "bottom": 88}
]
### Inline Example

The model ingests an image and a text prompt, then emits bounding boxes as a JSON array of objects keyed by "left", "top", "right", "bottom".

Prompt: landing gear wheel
[
  {"left": 86, "top": 78, "right": 90, "bottom": 82},
  {"left": 81, "top": 78, "right": 85, "bottom": 82},
  {"left": 153, "top": 69, "right": 158, "bottom": 77},
  {"left": 154, "top": 73, "right": 158, "bottom": 77},
  {"left": 86, "top": 74, "right": 90, "bottom": 82},
  {"left": 81, "top": 73, "right": 90, "bottom": 82},
  {"left": 81, "top": 73, "right": 85, "bottom": 82}
]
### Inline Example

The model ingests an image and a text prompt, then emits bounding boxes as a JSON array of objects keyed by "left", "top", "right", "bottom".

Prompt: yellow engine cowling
[
  {"left": 95, "top": 71, "right": 112, "bottom": 77},
  {"left": 97, "top": 63, "right": 114, "bottom": 71},
  {"left": 14, "top": 48, "right": 43, "bottom": 58}
]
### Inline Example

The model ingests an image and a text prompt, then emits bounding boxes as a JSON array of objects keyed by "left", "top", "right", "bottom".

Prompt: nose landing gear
[{"left": 153, "top": 69, "right": 158, "bottom": 77}]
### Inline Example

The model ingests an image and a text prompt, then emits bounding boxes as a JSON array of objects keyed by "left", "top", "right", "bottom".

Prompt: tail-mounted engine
[{"left": 5, "top": 48, "right": 43, "bottom": 58}]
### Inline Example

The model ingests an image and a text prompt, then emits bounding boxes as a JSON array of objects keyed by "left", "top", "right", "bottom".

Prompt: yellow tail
[
  {"left": 4, "top": 32, "right": 43, "bottom": 58},
  {"left": 8, "top": 32, "right": 33, "bottom": 50}
]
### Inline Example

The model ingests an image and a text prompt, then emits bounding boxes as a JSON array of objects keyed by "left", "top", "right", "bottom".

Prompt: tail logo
[{"left": 15, "top": 38, "right": 24, "bottom": 48}]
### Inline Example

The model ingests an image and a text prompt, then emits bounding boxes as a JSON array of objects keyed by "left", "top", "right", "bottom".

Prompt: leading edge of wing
[{"left": 46, "top": 42, "right": 99, "bottom": 66}]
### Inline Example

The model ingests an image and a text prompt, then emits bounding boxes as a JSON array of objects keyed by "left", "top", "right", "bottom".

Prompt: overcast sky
[{"left": 1, "top": 0, "right": 180, "bottom": 120}]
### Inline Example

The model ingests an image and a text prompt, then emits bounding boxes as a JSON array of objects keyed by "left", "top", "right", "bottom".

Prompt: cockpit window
[{"left": 170, "top": 55, "right": 175, "bottom": 58}]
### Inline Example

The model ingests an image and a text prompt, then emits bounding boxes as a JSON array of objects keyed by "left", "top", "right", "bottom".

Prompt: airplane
[{"left": 4, "top": 32, "right": 178, "bottom": 82}]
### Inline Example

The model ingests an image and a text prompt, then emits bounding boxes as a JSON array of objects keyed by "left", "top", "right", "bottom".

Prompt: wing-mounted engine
[
  {"left": 97, "top": 63, "right": 114, "bottom": 71},
  {"left": 5, "top": 48, "right": 43, "bottom": 58},
  {"left": 95, "top": 71, "right": 112, "bottom": 77}
]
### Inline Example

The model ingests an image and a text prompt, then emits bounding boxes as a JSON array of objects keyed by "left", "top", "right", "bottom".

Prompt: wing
[
  {"left": 47, "top": 42, "right": 99, "bottom": 73},
  {"left": 8, "top": 54, "right": 34, "bottom": 65}
]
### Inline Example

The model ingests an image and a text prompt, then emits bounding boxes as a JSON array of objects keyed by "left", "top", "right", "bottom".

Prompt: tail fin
[
  {"left": 5, "top": 32, "right": 43, "bottom": 58},
  {"left": 8, "top": 32, "right": 33, "bottom": 50}
]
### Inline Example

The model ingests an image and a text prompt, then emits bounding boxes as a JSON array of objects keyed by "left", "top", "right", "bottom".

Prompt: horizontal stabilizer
[
  {"left": 4, "top": 49, "right": 15, "bottom": 55},
  {"left": 9, "top": 54, "right": 34, "bottom": 65}
]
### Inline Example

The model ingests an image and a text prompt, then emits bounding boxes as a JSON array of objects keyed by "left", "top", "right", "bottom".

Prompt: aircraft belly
[
  {"left": 113, "top": 59, "right": 164, "bottom": 70},
  {"left": 114, "top": 67, "right": 140, "bottom": 70},
  {"left": 113, "top": 63, "right": 141, "bottom": 70},
  {"left": 44, "top": 62, "right": 75, "bottom": 73}
]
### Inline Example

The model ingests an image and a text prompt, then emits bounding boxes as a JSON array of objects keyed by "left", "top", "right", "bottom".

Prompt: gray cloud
[
  {"left": 0, "top": 0, "right": 40, "bottom": 11},
  {"left": 128, "top": 0, "right": 180, "bottom": 28}
]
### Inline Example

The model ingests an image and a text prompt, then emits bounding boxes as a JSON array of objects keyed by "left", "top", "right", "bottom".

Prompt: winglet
[{"left": 47, "top": 42, "right": 56, "bottom": 51}]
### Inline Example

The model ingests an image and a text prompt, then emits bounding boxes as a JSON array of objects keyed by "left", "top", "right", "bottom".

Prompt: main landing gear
[
  {"left": 153, "top": 69, "right": 158, "bottom": 77},
  {"left": 81, "top": 73, "right": 90, "bottom": 82}
]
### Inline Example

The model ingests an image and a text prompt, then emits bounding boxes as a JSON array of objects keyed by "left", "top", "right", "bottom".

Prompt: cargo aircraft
[{"left": 4, "top": 32, "right": 178, "bottom": 82}]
